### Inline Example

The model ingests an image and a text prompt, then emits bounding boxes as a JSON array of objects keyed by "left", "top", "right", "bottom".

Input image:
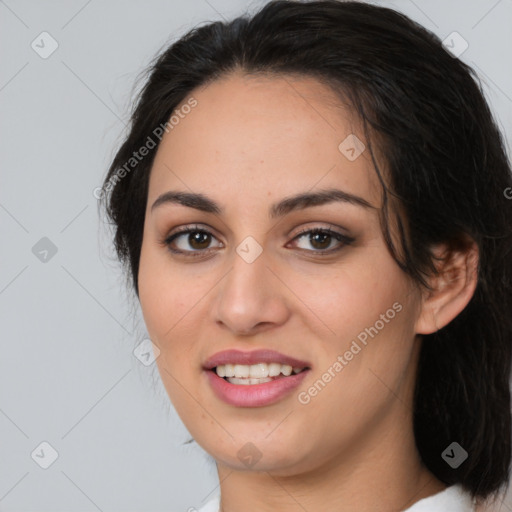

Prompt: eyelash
[{"left": 161, "top": 224, "right": 355, "bottom": 258}]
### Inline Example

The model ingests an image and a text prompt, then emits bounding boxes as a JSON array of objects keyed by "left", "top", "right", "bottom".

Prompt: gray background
[{"left": 1, "top": 0, "right": 511, "bottom": 511}]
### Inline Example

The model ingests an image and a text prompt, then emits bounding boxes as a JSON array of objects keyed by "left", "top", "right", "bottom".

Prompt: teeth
[
  {"left": 214, "top": 363, "right": 305, "bottom": 379},
  {"left": 281, "top": 365, "right": 292, "bottom": 376},
  {"left": 248, "top": 363, "right": 267, "bottom": 379},
  {"left": 268, "top": 363, "right": 281, "bottom": 377},
  {"left": 228, "top": 377, "right": 273, "bottom": 385},
  {"left": 233, "top": 364, "right": 250, "bottom": 378}
]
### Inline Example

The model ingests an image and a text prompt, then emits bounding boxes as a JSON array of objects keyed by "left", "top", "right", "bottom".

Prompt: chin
[{"left": 200, "top": 435, "right": 312, "bottom": 474}]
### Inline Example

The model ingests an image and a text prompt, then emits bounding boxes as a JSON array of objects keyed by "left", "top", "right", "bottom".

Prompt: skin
[{"left": 137, "top": 70, "right": 478, "bottom": 512}]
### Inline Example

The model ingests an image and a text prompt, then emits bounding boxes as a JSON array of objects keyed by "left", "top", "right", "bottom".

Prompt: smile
[
  {"left": 215, "top": 362, "right": 306, "bottom": 383},
  {"left": 203, "top": 349, "right": 311, "bottom": 407}
]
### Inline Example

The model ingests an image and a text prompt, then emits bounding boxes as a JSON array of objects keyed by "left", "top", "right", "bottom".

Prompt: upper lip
[{"left": 203, "top": 349, "right": 311, "bottom": 370}]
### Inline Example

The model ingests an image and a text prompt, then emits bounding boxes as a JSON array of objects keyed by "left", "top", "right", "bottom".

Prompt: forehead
[{"left": 147, "top": 70, "right": 380, "bottom": 207}]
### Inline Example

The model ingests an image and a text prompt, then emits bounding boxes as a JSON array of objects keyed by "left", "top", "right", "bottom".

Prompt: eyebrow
[{"left": 151, "top": 188, "right": 376, "bottom": 218}]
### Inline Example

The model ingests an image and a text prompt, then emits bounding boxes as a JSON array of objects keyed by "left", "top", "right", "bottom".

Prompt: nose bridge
[
  {"left": 213, "top": 238, "right": 288, "bottom": 334},
  {"left": 224, "top": 241, "right": 270, "bottom": 307}
]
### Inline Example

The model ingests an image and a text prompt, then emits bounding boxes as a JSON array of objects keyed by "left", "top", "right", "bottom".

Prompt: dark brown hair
[{"left": 100, "top": 0, "right": 512, "bottom": 499}]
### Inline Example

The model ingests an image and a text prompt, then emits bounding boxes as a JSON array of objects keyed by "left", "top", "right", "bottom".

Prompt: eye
[
  {"left": 289, "top": 227, "right": 354, "bottom": 254},
  {"left": 161, "top": 224, "right": 354, "bottom": 258},
  {"left": 163, "top": 225, "right": 222, "bottom": 256}
]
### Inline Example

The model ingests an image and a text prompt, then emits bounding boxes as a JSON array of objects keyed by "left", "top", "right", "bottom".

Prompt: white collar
[
  {"left": 403, "top": 484, "right": 475, "bottom": 512},
  {"left": 196, "top": 484, "right": 475, "bottom": 512}
]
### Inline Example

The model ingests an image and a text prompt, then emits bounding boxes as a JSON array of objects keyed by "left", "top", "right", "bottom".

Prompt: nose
[{"left": 212, "top": 246, "right": 290, "bottom": 336}]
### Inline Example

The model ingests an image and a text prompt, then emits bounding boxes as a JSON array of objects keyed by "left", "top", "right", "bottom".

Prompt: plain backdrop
[{"left": 1, "top": 1, "right": 511, "bottom": 511}]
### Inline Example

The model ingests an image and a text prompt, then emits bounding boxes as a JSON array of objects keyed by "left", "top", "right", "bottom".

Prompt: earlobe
[{"left": 415, "top": 240, "right": 479, "bottom": 335}]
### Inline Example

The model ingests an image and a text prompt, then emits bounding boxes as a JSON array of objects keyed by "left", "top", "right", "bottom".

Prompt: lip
[
  {"left": 202, "top": 349, "right": 311, "bottom": 408},
  {"left": 205, "top": 367, "right": 310, "bottom": 407},
  {"left": 202, "top": 349, "right": 311, "bottom": 370}
]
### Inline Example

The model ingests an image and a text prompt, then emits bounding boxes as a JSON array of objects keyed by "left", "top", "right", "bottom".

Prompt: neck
[
  {"left": 215, "top": 352, "right": 446, "bottom": 512},
  {"left": 216, "top": 417, "right": 445, "bottom": 512}
]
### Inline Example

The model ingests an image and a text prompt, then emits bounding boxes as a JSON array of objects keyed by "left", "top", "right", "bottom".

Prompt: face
[{"left": 138, "top": 71, "right": 424, "bottom": 476}]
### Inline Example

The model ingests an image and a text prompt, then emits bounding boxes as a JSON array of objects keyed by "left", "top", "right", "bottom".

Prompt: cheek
[
  {"left": 137, "top": 240, "right": 215, "bottom": 370},
  {"left": 313, "top": 291, "right": 415, "bottom": 411},
  {"left": 288, "top": 251, "right": 417, "bottom": 405},
  {"left": 286, "top": 252, "right": 410, "bottom": 344},
  {"left": 138, "top": 246, "right": 166, "bottom": 338},
  {"left": 138, "top": 242, "right": 186, "bottom": 348},
  {"left": 138, "top": 246, "right": 201, "bottom": 413}
]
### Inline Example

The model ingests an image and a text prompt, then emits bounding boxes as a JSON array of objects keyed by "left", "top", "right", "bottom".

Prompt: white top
[{"left": 196, "top": 484, "right": 475, "bottom": 512}]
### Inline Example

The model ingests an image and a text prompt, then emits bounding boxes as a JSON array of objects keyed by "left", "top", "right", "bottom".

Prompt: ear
[{"left": 415, "top": 239, "right": 479, "bottom": 335}]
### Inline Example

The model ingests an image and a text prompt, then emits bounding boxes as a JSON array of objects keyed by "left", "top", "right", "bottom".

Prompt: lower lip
[{"left": 205, "top": 369, "right": 310, "bottom": 407}]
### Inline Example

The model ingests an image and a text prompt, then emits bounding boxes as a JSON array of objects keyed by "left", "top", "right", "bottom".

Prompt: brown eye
[
  {"left": 188, "top": 231, "right": 212, "bottom": 250},
  {"left": 290, "top": 227, "right": 354, "bottom": 254},
  {"left": 164, "top": 227, "right": 223, "bottom": 256},
  {"left": 309, "top": 231, "right": 332, "bottom": 250}
]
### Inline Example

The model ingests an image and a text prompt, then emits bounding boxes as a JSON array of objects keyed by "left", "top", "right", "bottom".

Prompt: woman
[{"left": 100, "top": 1, "right": 512, "bottom": 510}]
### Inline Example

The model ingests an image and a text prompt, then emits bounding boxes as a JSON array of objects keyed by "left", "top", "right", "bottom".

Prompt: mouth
[
  {"left": 202, "top": 349, "right": 312, "bottom": 407},
  {"left": 211, "top": 362, "right": 310, "bottom": 385}
]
